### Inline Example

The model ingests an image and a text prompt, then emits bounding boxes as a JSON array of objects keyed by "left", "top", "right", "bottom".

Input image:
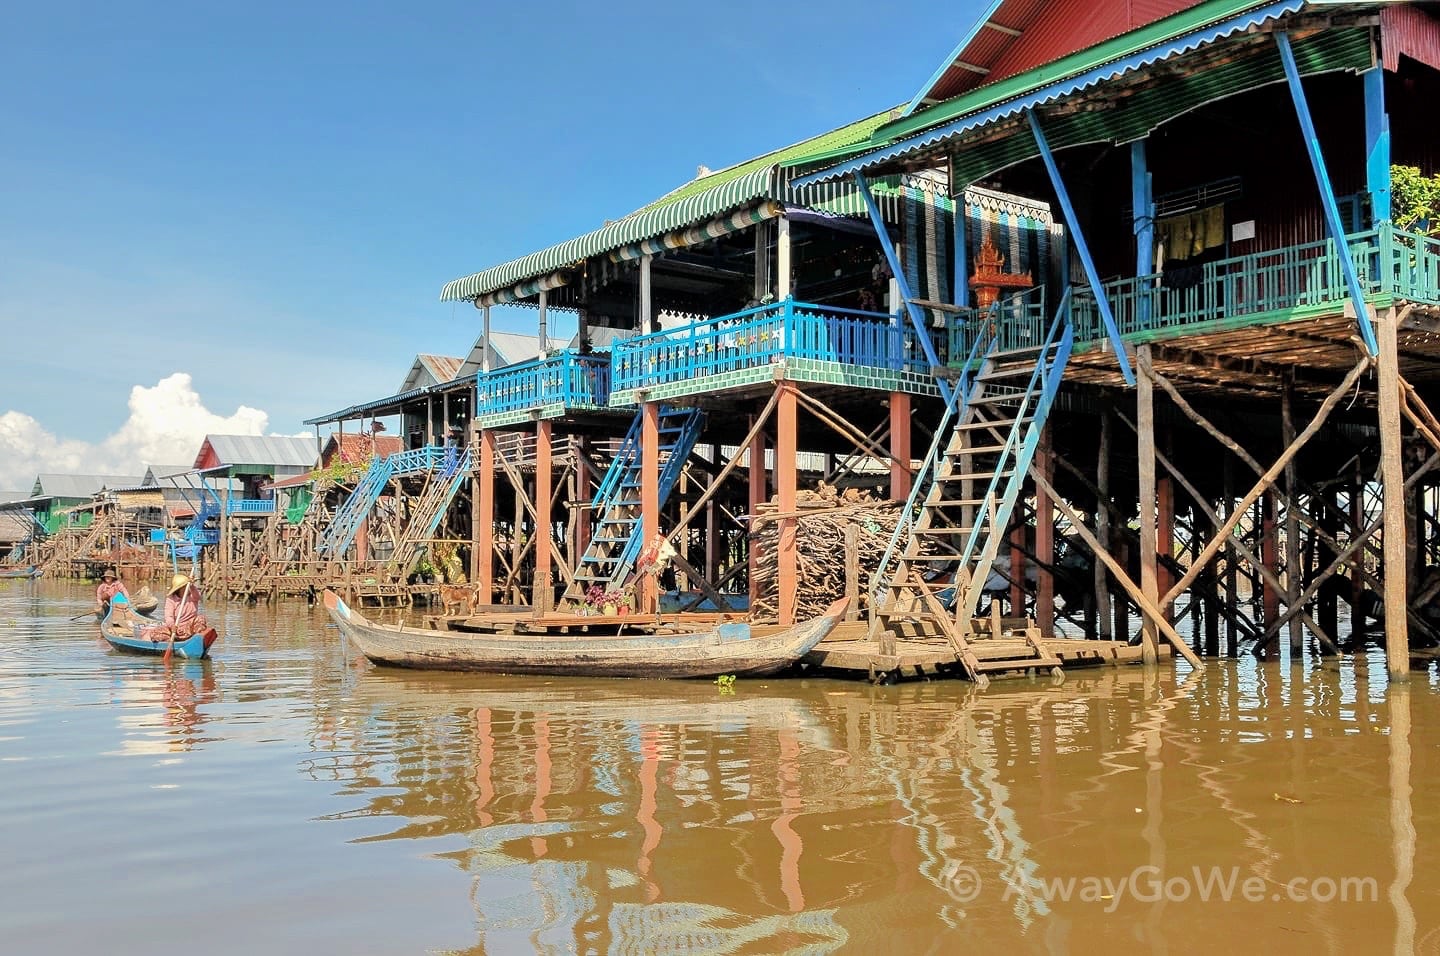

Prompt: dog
[{"left": 437, "top": 583, "right": 479, "bottom": 617}]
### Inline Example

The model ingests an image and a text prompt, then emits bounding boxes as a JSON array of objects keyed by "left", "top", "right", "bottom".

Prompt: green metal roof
[{"left": 440, "top": 110, "right": 898, "bottom": 303}]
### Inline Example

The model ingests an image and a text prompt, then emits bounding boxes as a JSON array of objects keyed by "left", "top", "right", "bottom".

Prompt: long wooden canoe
[
  {"left": 0, "top": 566, "right": 41, "bottom": 579},
  {"left": 324, "top": 588, "right": 846, "bottom": 679},
  {"left": 99, "top": 598, "right": 218, "bottom": 659}
]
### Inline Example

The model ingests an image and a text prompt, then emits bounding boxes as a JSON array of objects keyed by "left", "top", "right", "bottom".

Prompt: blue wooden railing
[
  {"left": 611, "top": 300, "right": 928, "bottom": 394},
  {"left": 476, "top": 351, "right": 612, "bottom": 418},
  {"left": 226, "top": 499, "right": 276, "bottom": 515},
  {"left": 946, "top": 286, "right": 1049, "bottom": 362}
]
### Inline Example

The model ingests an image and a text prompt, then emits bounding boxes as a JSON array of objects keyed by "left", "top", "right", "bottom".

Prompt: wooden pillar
[
  {"left": 641, "top": 402, "right": 660, "bottom": 614},
  {"left": 888, "top": 392, "right": 911, "bottom": 502},
  {"left": 1319, "top": 489, "right": 1340, "bottom": 646},
  {"left": 535, "top": 420, "right": 553, "bottom": 612},
  {"left": 1095, "top": 406, "right": 1113, "bottom": 641},
  {"left": 1136, "top": 346, "right": 1159, "bottom": 664},
  {"left": 776, "top": 383, "right": 799, "bottom": 625},
  {"left": 1131, "top": 139, "right": 1155, "bottom": 327},
  {"left": 1009, "top": 524, "right": 1026, "bottom": 620},
  {"left": 1379, "top": 307, "right": 1409, "bottom": 678},
  {"left": 1223, "top": 457, "right": 1239, "bottom": 657},
  {"left": 476, "top": 430, "right": 495, "bottom": 602},
  {"left": 748, "top": 413, "right": 768, "bottom": 605},
  {"left": 640, "top": 254, "right": 654, "bottom": 332},
  {"left": 1262, "top": 494, "right": 1280, "bottom": 651},
  {"left": 537, "top": 289, "right": 549, "bottom": 354},
  {"left": 1364, "top": 66, "right": 1392, "bottom": 229},
  {"left": 481, "top": 305, "right": 492, "bottom": 373},
  {"left": 1157, "top": 471, "right": 1174, "bottom": 621},
  {"left": 1282, "top": 373, "right": 1303, "bottom": 661},
  {"left": 1036, "top": 424, "right": 1055, "bottom": 638},
  {"left": 1352, "top": 459, "right": 1367, "bottom": 645},
  {"left": 573, "top": 436, "right": 592, "bottom": 560}
]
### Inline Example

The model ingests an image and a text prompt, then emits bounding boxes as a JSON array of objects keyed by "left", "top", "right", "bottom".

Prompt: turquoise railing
[
  {"left": 476, "top": 350, "right": 612, "bottom": 418},
  {"left": 389, "top": 446, "right": 447, "bottom": 475},
  {"left": 946, "top": 286, "right": 1048, "bottom": 362},
  {"left": 611, "top": 299, "right": 927, "bottom": 394},
  {"left": 226, "top": 499, "right": 276, "bottom": 515}
]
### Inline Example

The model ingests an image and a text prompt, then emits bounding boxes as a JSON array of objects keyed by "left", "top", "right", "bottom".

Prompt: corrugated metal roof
[
  {"left": 196, "top": 435, "right": 317, "bottom": 470},
  {"left": 793, "top": 0, "right": 1311, "bottom": 187},
  {"left": 907, "top": 0, "right": 1203, "bottom": 111},
  {"left": 948, "top": 28, "right": 1371, "bottom": 184},
  {"left": 30, "top": 474, "right": 146, "bottom": 500},
  {"left": 456, "top": 331, "right": 544, "bottom": 379},
  {"left": 439, "top": 109, "right": 900, "bottom": 304},
  {"left": 400, "top": 354, "right": 465, "bottom": 393},
  {"left": 0, "top": 491, "right": 27, "bottom": 504}
]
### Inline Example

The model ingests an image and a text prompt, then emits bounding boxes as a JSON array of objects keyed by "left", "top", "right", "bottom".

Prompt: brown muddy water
[{"left": 1, "top": 579, "right": 1437, "bottom": 954}]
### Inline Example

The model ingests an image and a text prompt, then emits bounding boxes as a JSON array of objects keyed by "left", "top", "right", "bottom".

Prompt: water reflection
[
  {"left": 311, "top": 663, "right": 1431, "bottom": 953},
  {"left": 105, "top": 662, "right": 218, "bottom": 755}
]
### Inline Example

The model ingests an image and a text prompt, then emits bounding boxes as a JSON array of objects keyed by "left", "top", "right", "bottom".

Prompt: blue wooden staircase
[
  {"left": 317, "top": 455, "right": 395, "bottom": 557},
  {"left": 560, "top": 405, "right": 705, "bottom": 608},
  {"left": 184, "top": 487, "right": 221, "bottom": 546},
  {"left": 391, "top": 448, "right": 473, "bottom": 572},
  {"left": 870, "top": 298, "right": 1074, "bottom": 682}
]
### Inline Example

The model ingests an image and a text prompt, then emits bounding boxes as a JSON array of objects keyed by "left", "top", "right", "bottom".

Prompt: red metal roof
[
  {"left": 320, "top": 433, "right": 404, "bottom": 468},
  {"left": 911, "top": 0, "right": 1205, "bottom": 108}
]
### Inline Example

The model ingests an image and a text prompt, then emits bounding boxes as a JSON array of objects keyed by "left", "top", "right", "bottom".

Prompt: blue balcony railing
[
  {"left": 476, "top": 350, "right": 612, "bottom": 420},
  {"left": 226, "top": 499, "right": 276, "bottom": 515},
  {"left": 611, "top": 299, "right": 928, "bottom": 395},
  {"left": 946, "top": 286, "right": 1049, "bottom": 364}
]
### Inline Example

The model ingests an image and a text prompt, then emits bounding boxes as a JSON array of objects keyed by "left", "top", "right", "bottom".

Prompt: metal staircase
[
  {"left": 560, "top": 405, "right": 705, "bottom": 607},
  {"left": 183, "top": 488, "right": 221, "bottom": 546},
  {"left": 870, "top": 297, "right": 1074, "bottom": 682},
  {"left": 391, "top": 447, "right": 473, "bottom": 572},
  {"left": 317, "top": 455, "right": 396, "bottom": 557}
]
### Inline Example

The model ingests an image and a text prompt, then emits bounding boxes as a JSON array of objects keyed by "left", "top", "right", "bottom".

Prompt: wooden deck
[{"left": 806, "top": 621, "right": 1167, "bottom": 681}]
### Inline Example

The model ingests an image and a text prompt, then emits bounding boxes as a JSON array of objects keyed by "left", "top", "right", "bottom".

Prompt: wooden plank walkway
[{"left": 806, "top": 621, "right": 1166, "bottom": 681}]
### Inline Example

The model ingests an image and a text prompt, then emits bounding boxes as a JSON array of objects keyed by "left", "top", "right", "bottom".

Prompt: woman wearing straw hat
[
  {"left": 143, "top": 573, "right": 210, "bottom": 642},
  {"left": 95, "top": 568, "right": 129, "bottom": 616}
]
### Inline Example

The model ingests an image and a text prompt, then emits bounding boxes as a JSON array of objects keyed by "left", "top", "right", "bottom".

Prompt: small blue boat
[{"left": 99, "top": 595, "right": 217, "bottom": 659}]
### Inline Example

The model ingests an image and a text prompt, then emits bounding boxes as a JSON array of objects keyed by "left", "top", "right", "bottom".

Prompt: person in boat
[
  {"left": 140, "top": 573, "right": 210, "bottom": 642},
  {"left": 96, "top": 568, "right": 129, "bottom": 615}
]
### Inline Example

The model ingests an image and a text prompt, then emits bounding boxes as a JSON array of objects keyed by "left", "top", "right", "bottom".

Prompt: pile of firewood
[{"left": 749, "top": 483, "right": 926, "bottom": 620}]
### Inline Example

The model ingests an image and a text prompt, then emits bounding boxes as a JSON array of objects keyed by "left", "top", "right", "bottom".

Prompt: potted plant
[{"left": 584, "top": 585, "right": 633, "bottom": 616}]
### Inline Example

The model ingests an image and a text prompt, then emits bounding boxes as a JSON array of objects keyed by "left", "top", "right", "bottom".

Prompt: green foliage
[
  {"left": 1391, "top": 165, "right": 1440, "bottom": 235},
  {"left": 714, "top": 673, "right": 737, "bottom": 695}
]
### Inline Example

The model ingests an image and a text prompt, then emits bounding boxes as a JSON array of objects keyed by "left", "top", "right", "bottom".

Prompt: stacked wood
[{"left": 749, "top": 483, "right": 932, "bottom": 620}]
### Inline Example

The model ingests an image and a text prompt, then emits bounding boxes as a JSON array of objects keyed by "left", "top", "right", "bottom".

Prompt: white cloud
[{"left": 0, "top": 373, "right": 282, "bottom": 488}]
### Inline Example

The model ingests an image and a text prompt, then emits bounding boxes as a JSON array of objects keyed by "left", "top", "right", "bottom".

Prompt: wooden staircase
[{"left": 871, "top": 299, "right": 1074, "bottom": 684}]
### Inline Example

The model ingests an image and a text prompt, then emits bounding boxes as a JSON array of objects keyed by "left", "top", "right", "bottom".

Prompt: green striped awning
[{"left": 441, "top": 167, "right": 778, "bottom": 302}]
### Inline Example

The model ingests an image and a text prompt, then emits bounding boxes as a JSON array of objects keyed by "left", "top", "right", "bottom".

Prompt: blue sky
[{"left": 0, "top": 0, "right": 977, "bottom": 452}]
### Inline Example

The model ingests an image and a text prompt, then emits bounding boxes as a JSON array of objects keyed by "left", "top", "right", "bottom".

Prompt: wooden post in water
[
  {"left": 534, "top": 419, "right": 553, "bottom": 613},
  {"left": 1095, "top": 406, "right": 1113, "bottom": 641},
  {"left": 1137, "top": 346, "right": 1160, "bottom": 665},
  {"left": 1223, "top": 457, "right": 1239, "bottom": 657},
  {"left": 776, "top": 382, "right": 798, "bottom": 626},
  {"left": 476, "top": 428, "right": 494, "bottom": 601},
  {"left": 748, "top": 410, "right": 767, "bottom": 607},
  {"left": 1261, "top": 494, "right": 1279, "bottom": 655},
  {"left": 1036, "top": 424, "right": 1055, "bottom": 638},
  {"left": 640, "top": 402, "right": 660, "bottom": 615},
  {"left": 1378, "top": 306, "right": 1409, "bottom": 678},
  {"left": 1352, "top": 459, "right": 1366, "bottom": 647},
  {"left": 1282, "top": 372, "right": 1303, "bottom": 661}
]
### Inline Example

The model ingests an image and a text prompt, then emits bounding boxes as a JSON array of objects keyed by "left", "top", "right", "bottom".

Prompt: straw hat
[
  {"left": 101, "top": 568, "right": 118, "bottom": 580},
  {"left": 168, "top": 573, "right": 191, "bottom": 594}
]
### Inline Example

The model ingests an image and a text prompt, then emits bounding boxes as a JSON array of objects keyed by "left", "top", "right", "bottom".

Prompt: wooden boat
[
  {"left": 323, "top": 588, "right": 847, "bottom": 679},
  {"left": 93, "top": 588, "right": 159, "bottom": 622},
  {"left": 0, "top": 566, "right": 41, "bottom": 579},
  {"left": 99, "top": 597, "right": 218, "bottom": 659}
]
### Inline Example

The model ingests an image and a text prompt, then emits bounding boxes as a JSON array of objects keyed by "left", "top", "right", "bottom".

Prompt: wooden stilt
[
  {"left": 1282, "top": 372, "right": 1303, "bottom": 661},
  {"left": 535, "top": 420, "right": 553, "bottom": 613},
  {"left": 1095, "top": 406, "right": 1113, "bottom": 641},
  {"left": 1036, "top": 423, "right": 1055, "bottom": 639},
  {"left": 889, "top": 392, "right": 911, "bottom": 502},
  {"left": 1378, "top": 307, "right": 1409, "bottom": 678},
  {"left": 1352, "top": 459, "right": 1366, "bottom": 646},
  {"left": 748, "top": 409, "right": 767, "bottom": 606},
  {"left": 777, "top": 383, "right": 798, "bottom": 626},
  {"left": 1137, "top": 346, "right": 1160, "bottom": 664},
  {"left": 641, "top": 402, "right": 660, "bottom": 615},
  {"left": 1262, "top": 494, "right": 1280, "bottom": 654}
]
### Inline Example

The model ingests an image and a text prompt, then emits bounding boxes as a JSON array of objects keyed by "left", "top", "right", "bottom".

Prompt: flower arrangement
[{"left": 583, "top": 584, "right": 632, "bottom": 616}]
